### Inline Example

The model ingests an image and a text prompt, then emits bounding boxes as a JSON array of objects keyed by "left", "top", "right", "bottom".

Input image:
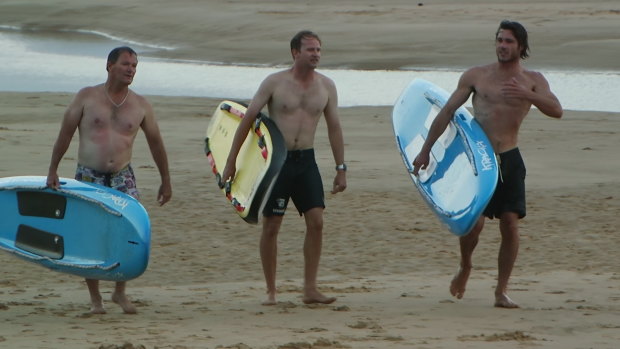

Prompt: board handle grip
[{"left": 0, "top": 242, "right": 121, "bottom": 271}]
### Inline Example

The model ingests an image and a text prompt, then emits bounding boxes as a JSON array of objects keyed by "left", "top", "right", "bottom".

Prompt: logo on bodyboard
[
  {"left": 475, "top": 141, "right": 494, "bottom": 171},
  {"left": 97, "top": 190, "right": 129, "bottom": 210}
]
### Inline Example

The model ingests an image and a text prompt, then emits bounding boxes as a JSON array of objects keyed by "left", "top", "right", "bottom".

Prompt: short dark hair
[
  {"left": 496, "top": 20, "right": 529, "bottom": 59},
  {"left": 106, "top": 46, "right": 137, "bottom": 71},
  {"left": 290, "top": 30, "right": 321, "bottom": 51}
]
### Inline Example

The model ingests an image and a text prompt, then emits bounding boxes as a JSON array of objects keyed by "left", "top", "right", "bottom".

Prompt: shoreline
[
  {"left": 1, "top": 30, "right": 618, "bottom": 111},
  {"left": 2, "top": 25, "right": 619, "bottom": 74},
  {"left": 1, "top": 1, "right": 619, "bottom": 71}
]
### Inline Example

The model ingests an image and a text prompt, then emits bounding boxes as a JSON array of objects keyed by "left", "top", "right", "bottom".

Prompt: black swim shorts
[
  {"left": 263, "top": 149, "right": 325, "bottom": 216},
  {"left": 483, "top": 147, "right": 526, "bottom": 219}
]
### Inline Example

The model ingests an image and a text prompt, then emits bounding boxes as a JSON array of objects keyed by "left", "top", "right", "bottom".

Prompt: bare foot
[
  {"left": 88, "top": 294, "right": 106, "bottom": 314},
  {"left": 261, "top": 291, "right": 277, "bottom": 306},
  {"left": 302, "top": 290, "right": 336, "bottom": 305},
  {"left": 112, "top": 293, "right": 137, "bottom": 314},
  {"left": 303, "top": 296, "right": 336, "bottom": 305},
  {"left": 450, "top": 266, "right": 471, "bottom": 299},
  {"left": 261, "top": 298, "right": 277, "bottom": 306},
  {"left": 90, "top": 303, "right": 106, "bottom": 314},
  {"left": 494, "top": 294, "right": 519, "bottom": 308}
]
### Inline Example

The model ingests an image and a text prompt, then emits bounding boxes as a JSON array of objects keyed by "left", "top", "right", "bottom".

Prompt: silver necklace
[{"left": 104, "top": 83, "right": 130, "bottom": 108}]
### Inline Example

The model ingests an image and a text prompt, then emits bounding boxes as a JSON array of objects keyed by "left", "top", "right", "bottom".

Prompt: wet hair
[
  {"left": 290, "top": 30, "right": 321, "bottom": 52},
  {"left": 106, "top": 46, "right": 137, "bottom": 71},
  {"left": 496, "top": 20, "right": 529, "bottom": 59}
]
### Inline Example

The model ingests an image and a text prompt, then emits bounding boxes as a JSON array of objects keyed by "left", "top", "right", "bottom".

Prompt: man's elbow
[
  {"left": 543, "top": 104, "right": 563, "bottom": 119},
  {"left": 551, "top": 106, "right": 563, "bottom": 119}
]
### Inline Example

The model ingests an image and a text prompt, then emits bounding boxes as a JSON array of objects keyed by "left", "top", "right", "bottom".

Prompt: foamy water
[{"left": 1, "top": 29, "right": 618, "bottom": 112}]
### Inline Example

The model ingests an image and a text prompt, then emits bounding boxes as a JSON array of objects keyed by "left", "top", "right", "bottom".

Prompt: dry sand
[{"left": 1, "top": 1, "right": 619, "bottom": 348}]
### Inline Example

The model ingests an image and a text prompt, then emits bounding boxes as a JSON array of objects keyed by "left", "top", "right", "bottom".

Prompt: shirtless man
[
  {"left": 221, "top": 31, "right": 346, "bottom": 305},
  {"left": 413, "top": 21, "right": 562, "bottom": 308},
  {"left": 47, "top": 46, "right": 172, "bottom": 314}
]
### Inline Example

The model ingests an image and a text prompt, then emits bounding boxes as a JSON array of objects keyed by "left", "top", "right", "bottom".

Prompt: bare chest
[
  {"left": 271, "top": 80, "right": 328, "bottom": 117},
  {"left": 81, "top": 101, "right": 143, "bottom": 136}
]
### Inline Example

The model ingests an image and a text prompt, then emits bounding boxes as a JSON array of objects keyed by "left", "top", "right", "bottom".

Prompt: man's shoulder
[
  {"left": 76, "top": 84, "right": 101, "bottom": 96},
  {"left": 464, "top": 63, "right": 495, "bottom": 75},
  {"left": 129, "top": 89, "right": 147, "bottom": 102},
  {"left": 267, "top": 69, "right": 291, "bottom": 80},
  {"left": 315, "top": 71, "right": 335, "bottom": 83},
  {"left": 260, "top": 70, "right": 291, "bottom": 88},
  {"left": 458, "top": 65, "right": 490, "bottom": 87},
  {"left": 69, "top": 85, "right": 101, "bottom": 105},
  {"left": 522, "top": 69, "right": 545, "bottom": 80}
]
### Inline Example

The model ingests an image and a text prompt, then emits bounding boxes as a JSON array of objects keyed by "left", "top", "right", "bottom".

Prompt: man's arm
[
  {"left": 501, "top": 74, "right": 563, "bottom": 119},
  {"left": 140, "top": 97, "right": 172, "bottom": 205},
  {"left": 46, "top": 89, "right": 86, "bottom": 188},
  {"left": 412, "top": 72, "right": 475, "bottom": 176},
  {"left": 221, "top": 76, "right": 275, "bottom": 184},
  {"left": 322, "top": 78, "right": 346, "bottom": 194}
]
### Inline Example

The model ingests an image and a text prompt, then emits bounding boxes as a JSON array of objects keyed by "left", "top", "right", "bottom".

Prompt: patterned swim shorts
[{"left": 75, "top": 163, "right": 140, "bottom": 199}]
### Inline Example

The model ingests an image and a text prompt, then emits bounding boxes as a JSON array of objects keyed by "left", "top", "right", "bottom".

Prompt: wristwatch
[{"left": 335, "top": 163, "right": 347, "bottom": 172}]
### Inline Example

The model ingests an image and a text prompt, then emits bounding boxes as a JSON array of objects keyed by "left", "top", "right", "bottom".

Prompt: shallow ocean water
[{"left": 1, "top": 28, "right": 618, "bottom": 112}]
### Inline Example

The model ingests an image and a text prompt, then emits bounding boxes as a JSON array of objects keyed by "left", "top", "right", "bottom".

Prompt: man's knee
[
  {"left": 303, "top": 207, "right": 324, "bottom": 233},
  {"left": 499, "top": 212, "right": 519, "bottom": 237},
  {"left": 263, "top": 215, "right": 283, "bottom": 236}
]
